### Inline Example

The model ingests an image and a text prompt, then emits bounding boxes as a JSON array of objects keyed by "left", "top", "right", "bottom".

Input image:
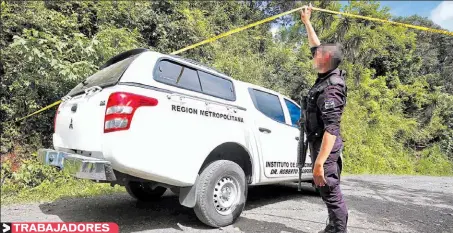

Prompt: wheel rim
[{"left": 213, "top": 176, "right": 240, "bottom": 215}]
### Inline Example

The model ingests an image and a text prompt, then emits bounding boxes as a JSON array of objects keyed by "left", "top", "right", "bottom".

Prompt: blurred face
[{"left": 312, "top": 48, "right": 331, "bottom": 73}]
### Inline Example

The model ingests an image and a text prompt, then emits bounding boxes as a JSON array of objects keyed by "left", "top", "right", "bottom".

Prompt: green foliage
[
  {"left": 414, "top": 145, "right": 453, "bottom": 176},
  {"left": 1, "top": 152, "right": 124, "bottom": 205},
  {"left": 341, "top": 67, "right": 418, "bottom": 174},
  {"left": 1, "top": 177, "right": 125, "bottom": 205},
  {"left": 0, "top": 1, "right": 145, "bottom": 154},
  {"left": 1, "top": 0, "right": 452, "bottom": 204}
]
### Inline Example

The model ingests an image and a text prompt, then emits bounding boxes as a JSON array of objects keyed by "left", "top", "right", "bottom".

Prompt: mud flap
[{"left": 179, "top": 175, "right": 199, "bottom": 208}]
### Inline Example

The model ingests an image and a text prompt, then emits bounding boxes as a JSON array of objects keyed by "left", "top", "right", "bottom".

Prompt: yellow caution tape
[
  {"left": 12, "top": 5, "right": 453, "bottom": 123},
  {"left": 14, "top": 100, "right": 62, "bottom": 123},
  {"left": 312, "top": 7, "right": 453, "bottom": 37},
  {"left": 171, "top": 6, "right": 452, "bottom": 55},
  {"left": 170, "top": 7, "right": 306, "bottom": 55}
]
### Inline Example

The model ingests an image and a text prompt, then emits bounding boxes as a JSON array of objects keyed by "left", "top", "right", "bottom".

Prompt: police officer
[{"left": 300, "top": 4, "right": 348, "bottom": 233}]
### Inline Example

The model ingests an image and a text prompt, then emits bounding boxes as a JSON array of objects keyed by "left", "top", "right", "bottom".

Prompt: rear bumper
[{"left": 37, "top": 149, "right": 116, "bottom": 181}]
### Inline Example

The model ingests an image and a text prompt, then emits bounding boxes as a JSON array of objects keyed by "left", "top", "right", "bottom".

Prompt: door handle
[
  {"left": 295, "top": 136, "right": 300, "bottom": 141},
  {"left": 259, "top": 127, "right": 271, "bottom": 133}
]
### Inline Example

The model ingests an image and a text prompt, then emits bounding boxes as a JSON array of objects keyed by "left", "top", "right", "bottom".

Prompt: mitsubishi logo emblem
[{"left": 69, "top": 118, "right": 73, "bottom": 129}]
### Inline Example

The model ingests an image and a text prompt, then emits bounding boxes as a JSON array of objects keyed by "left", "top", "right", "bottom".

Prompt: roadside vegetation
[
  {"left": 1, "top": 1, "right": 452, "bottom": 204},
  {"left": 1, "top": 151, "right": 124, "bottom": 205}
]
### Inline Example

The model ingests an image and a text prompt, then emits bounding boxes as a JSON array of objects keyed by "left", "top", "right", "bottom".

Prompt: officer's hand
[
  {"left": 313, "top": 164, "right": 327, "bottom": 187},
  {"left": 300, "top": 3, "right": 312, "bottom": 25}
]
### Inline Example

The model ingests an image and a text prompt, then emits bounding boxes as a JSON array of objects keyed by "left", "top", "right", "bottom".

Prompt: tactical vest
[{"left": 302, "top": 69, "right": 347, "bottom": 142}]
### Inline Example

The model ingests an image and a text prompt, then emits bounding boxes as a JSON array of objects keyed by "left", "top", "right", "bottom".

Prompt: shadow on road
[
  {"left": 344, "top": 178, "right": 453, "bottom": 233},
  {"left": 38, "top": 178, "right": 453, "bottom": 233},
  {"left": 38, "top": 182, "right": 318, "bottom": 233}
]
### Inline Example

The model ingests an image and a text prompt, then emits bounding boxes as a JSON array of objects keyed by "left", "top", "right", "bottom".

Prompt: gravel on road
[{"left": 2, "top": 175, "right": 453, "bottom": 233}]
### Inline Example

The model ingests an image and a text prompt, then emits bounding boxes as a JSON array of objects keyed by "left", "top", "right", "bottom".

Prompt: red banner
[{"left": 2, "top": 223, "right": 119, "bottom": 233}]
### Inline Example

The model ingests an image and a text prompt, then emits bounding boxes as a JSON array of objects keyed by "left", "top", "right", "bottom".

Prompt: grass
[
  {"left": 1, "top": 153, "right": 127, "bottom": 206},
  {"left": 1, "top": 179, "right": 125, "bottom": 206}
]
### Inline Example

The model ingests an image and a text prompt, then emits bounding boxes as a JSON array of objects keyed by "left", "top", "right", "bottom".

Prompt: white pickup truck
[{"left": 38, "top": 48, "right": 315, "bottom": 227}]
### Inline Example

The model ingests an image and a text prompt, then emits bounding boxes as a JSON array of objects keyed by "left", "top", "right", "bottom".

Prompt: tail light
[
  {"left": 104, "top": 92, "right": 158, "bottom": 133},
  {"left": 54, "top": 103, "right": 61, "bottom": 133}
]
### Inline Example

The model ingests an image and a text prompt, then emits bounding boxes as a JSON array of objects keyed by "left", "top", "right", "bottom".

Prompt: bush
[
  {"left": 1, "top": 150, "right": 124, "bottom": 205},
  {"left": 415, "top": 145, "right": 453, "bottom": 176},
  {"left": 1, "top": 151, "right": 70, "bottom": 195}
]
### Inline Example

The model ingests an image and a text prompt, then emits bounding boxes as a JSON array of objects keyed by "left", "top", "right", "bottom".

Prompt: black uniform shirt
[{"left": 313, "top": 68, "right": 346, "bottom": 138}]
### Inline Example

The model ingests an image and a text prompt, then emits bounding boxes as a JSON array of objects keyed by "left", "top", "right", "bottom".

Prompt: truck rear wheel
[
  {"left": 125, "top": 181, "right": 167, "bottom": 202},
  {"left": 194, "top": 160, "right": 247, "bottom": 228}
]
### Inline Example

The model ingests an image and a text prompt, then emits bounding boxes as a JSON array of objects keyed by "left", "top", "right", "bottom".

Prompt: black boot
[{"left": 317, "top": 218, "right": 335, "bottom": 233}]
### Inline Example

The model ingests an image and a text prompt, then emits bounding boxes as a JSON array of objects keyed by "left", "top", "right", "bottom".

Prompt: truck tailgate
[{"left": 54, "top": 89, "right": 111, "bottom": 152}]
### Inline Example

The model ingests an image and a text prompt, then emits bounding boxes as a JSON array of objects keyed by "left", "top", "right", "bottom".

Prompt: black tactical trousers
[{"left": 310, "top": 139, "right": 348, "bottom": 233}]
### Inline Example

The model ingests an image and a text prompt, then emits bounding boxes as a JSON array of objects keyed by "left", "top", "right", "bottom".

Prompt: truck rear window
[
  {"left": 67, "top": 55, "right": 138, "bottom": 97},
  {"left": 198, "top": 71, "right": 235, "bottom": 101},
  {"left": 154, "top": 59, "right": 236, "bottom": 101},
  {"left": 156, "top": 60, "right": 202, "bottom": 92}
]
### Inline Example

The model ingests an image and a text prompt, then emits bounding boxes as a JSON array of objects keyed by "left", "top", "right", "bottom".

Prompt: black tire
[
  {"left": 193, "top": 160, "right": 247, "bottom": 228},
  {"left": 125, "top": 181, "right": 167, "bottom": 202}
]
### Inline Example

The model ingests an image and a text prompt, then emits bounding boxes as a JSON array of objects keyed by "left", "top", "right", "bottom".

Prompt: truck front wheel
[
  {"left": 125, "top": 181, "right": 167, "bottom": 202},
  {"left": 194, "top": 160, "right": 247, "bottom": 228}
]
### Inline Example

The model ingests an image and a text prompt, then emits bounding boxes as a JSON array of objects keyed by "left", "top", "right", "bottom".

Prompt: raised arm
[{"left": 300, "top": 3, "right": 321, "bottom": 47}]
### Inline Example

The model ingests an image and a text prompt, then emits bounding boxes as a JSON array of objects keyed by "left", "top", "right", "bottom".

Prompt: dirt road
[{"left": 2, "top": 175, "right": 453, "bottom": 233}]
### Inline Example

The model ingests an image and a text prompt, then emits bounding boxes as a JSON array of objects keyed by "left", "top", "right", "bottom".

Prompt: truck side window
[
  {"left": 156, "top": 60, "right": 202, "bottom": 92},
  {"left": 250, "top": 89, "right": 285, "bottom": 123},
  {"left": 284, "top": 99, "right": 301, "bottom": 127},
  {"left": 198, "top": 71, "right": 235, "bottom": 101}
]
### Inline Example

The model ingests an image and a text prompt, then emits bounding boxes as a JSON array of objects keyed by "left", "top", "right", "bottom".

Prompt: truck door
[
  {"left": 248, "top": 88, "right": 300, "bottom": 180},
  {"left": 282, "top": 98, "right": 313, "bottom": 176}
]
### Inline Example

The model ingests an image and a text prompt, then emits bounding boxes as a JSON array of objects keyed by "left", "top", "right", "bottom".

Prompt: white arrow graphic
[{"left": 2, "top": 223, "right": 10, "bottom": 233}]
